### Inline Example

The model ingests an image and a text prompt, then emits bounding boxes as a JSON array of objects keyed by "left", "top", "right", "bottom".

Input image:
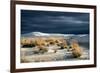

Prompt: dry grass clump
[
  {"left": 37, "top": 46, "right": 48, "bottom": 54},
  {"left": 21, "top": 37, "right": 68, "bottom": 49},
  {"left": 21, "top": 38, "right": 36, "bottom": 47},
  {"left": 70, "top": 40, "right": 82, "bottom": 58}
]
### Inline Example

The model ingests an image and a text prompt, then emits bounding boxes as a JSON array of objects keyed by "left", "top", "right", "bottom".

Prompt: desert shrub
[
  {"left": 49, "top": 41, "right": 55, "bottom": 45},
  {"left": 70, "top": 40, "right": 82, "bottom": 58},
  {"left": 60, "top": 46, "right": 64, "bottom": 49},
  {"left": 46, "top": 43, "right": 49, "bottom": 46},
  {"left": 57, "top": 43, "right": 60, "bottom": 46},
  {"left": 21, "top": 38, "right": 36, "bottom": 48},
  {"left": 22, "top": 42, "right": 36, "bottom": 48},
  {"left": 69, "top": 45, "right": 72, "bottom": 49},
  {"left": 72, "top": 49, "right": 81, "bottom": 58},
  {"left": 55, "top": 40, "right": 59, "bottom": 43},
  {"left": 59, "top": 43, "right": 67, "bottom": 49},
  {"left": 39, "top": 46, "right": 48, "bottom": 54},
  {"left": 64, "top": 45, "right": 67, "bottom": 49}
]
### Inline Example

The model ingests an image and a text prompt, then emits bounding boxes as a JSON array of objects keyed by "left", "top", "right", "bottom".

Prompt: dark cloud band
[{"left": 21, "top": 10, "right": 89, "bottom": 34}]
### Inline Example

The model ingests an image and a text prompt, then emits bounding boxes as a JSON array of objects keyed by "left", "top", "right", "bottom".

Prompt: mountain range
[{"left": 22, "top": 32, "right": 89, "bottom": 43}]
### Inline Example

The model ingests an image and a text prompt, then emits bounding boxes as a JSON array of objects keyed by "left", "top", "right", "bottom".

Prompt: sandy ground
[{"left": 21, "top": 46, "right": 89, "bottom": 63}]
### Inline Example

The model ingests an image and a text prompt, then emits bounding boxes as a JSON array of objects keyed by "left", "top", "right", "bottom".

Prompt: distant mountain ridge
[
  {"left": 22, "top": 32, "right": 88, "bottom": 37},
  {"left": 22, "top": 32, "right": 89, "bottom": 43}
]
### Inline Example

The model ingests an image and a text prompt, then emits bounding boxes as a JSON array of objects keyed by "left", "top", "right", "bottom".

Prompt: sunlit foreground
[{"left": 21, "top": 37, "right": 89, "bottom": 63}]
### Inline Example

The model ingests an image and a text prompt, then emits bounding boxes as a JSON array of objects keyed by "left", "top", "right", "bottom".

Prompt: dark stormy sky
[{"left": 21, "top": 10, "right": 89, "bottom": 34}]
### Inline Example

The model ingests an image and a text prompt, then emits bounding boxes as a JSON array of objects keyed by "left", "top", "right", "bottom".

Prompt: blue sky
[{"left": 21, "top": 10, "right": 89, "bottom": 34}]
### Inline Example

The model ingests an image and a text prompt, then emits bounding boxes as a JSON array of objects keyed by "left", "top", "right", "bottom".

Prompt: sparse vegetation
[
  {"left": 38, "top": 46, "right": 48, "bottom": 54},
  {"left": 21, "top": 37, "right": 85, "bottom": 63},
  {"left": 71, "top": 40, "right": 82, "bottom": 58}
]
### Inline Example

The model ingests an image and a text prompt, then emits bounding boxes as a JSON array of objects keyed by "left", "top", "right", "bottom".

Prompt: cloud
[
  {"left": 21, "top": 10, "right": 89, "bottom": 34},
  {"left": 49, "top": 16, "right": 89, "bottom": 24}
]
